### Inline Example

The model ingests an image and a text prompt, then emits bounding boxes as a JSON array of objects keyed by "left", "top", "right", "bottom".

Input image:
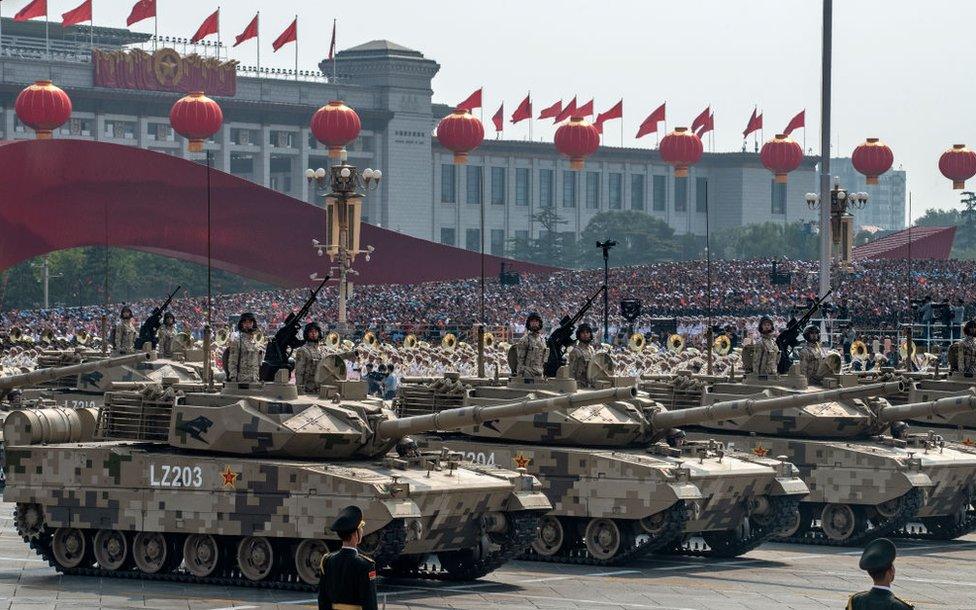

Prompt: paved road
[{"left": 0, "top": 500, "right": 971, "bottom": 609}]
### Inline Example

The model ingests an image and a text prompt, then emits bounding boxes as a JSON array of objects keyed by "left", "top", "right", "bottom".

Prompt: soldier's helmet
[
  {"left": 758, "top": 316, "right": 774, "bottom": 335},
  {"left": 120, "top": 306, "right": 133, "bottom": 319},
  {"left": 802, "top": 325, "right": 820, "bottom": 342},
  {"left": 163, "top": 312, "right": 175, "bottom": 325},
  {"left": 526, "top": 312, "right": 543, "bottom": 329},
  {"left": 303, "top": 322, "right": 322, "bottom": 342},
  {"left": 965, "top": 320, "right": 976, "bottom": 337},
  {"left": 890, "top": 420, "right": 909, "bottom": 440},
  {"left": 576, "top": 322, "right": 594, "bottom": 342},
  {"left": 237, "top": 312, "right": 258, "bottom": 333},
  {"left": 396, "top": 436, "right": 420, "bottom": 457},
  {"left": 666, "top": 428, "right": 687, "bottom": 447}
]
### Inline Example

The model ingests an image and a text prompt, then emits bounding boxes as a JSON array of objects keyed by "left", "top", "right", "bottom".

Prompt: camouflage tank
[
  {"left": 899, "top": 342, "right": 976, "bottom": 431},
  {"left": 642, "top": 364, "right": 976, "bottom": 544},
  {"left": 3, "top": 374, "right": 632, "bottom": 589},
  {"left": 395, "top": 370, "right": 829, "bottom": 565}
]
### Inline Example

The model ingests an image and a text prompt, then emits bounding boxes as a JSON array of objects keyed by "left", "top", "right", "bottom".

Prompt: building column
[
  {"left": 257, "top": 126, "right": 271, "bottom": 187},
  {"left": 299, "top": 127, "right": 310, "bottom": 202},
  {"left": 137, "top": 117, "right": 149, "bottom": 148},
  {"left": 219, "top": 123, "right": 232, "bottom": 173},
  {"left": 94, "top": 113, "right": 105, "bottom": 142},
  {"left": 3, "top": 106, "right": 14, "bottom": 140}
]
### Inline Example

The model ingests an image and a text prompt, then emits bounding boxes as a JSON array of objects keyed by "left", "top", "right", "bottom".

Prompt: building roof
[
  {"left": 338, "top": 39, "right": 424, "bottom": 59},
  {"left": 852, "top": 226, "right": 957, "bottom": 260}
]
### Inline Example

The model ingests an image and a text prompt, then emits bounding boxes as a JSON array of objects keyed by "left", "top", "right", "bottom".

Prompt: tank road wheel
[
  {"left": 52, "top": 528, "right": 93, "bottom": 569},
  {"left": 875, "top": 497, "right": 903, "bottom": 520},
  {"left": 133, "top": 532, "right": 177, "bottom": 574},
  {"left": 93, "top": 529, "right": 131, "bottom": 571},
  {"left": 183, "top": 534, "right": 221, "bottom": 577},
  {"left": 820, "top": 504, "right": 866, "bottom": 543},
  {"left": 237, "top": 536, "right": 275, "bottom": 582},
  {"left": 14, "top": 503, "right": 45, "bottom": 540},
  {"left": 294, "top": 539, "right": 329, "bottom": 586},
  {"left": 531, "top": 516, "right": 566, "bottom": 557},
  {"left": 584, "top": 518, "right": 633, "bottom": 563}
]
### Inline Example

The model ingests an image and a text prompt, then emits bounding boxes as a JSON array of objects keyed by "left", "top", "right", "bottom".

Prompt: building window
[
  {"left": 515, "top": 168, "right": 530, "bottom": 206},
  {"left": 539, "top": 169, "right": 554, "bottom": 207},
  {"left": 771, "top": 180, "right": 787, "bottom": 214},
  {"left": 490, "top": 229, "right": 505, "bottom": 255},
  {"left": 440, "top": 164, "right": 456, "bottom": 203},
  {"left": 490, "top": 167, "right": 506, "bottom": 205},
  {"left": 466, "top": 228, "right": 481, "bottom": 251},
  {"left": 466, "top": 166, "right": 483, "bottom": 204},
  {"left": 653, "top": 175, "right": 666, "bottom": 211},
  {"left": 696, "top": 177, "right": 708, "bottom": 213},
  {"left": 609, "top": 173, "right": 622, "bottom": 209},
  {"left": 631, "top": 174, "right": 645, "bottom": 210},
  {"left": 586, "top": 172, "right": 600, "bottom": 209},
  {"left": 68, "top": 117, "right": 94, "bottom": 138},
  {"left": 562, "top": 171, "right": 577, "bottom": 208},
  {"left": 440, "top": 227, "right": 456, "bottom": 246},
  {"left": 675, "top": 178, "right": 688, "bottom": 212},
  {"left": 104, "top": 120, "right": 136, "bottom": 140},
  {"left": 515, "top": 229, "right": 529, "bottom": 241}
]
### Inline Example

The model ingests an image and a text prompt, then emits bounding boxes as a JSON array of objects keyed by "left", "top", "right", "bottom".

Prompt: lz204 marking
[
  {"left": 462, "top": 451, "right": 496, "bottom": 466},
  {"left": 149, "top": 464, "right": 204, "bottom": 488}
]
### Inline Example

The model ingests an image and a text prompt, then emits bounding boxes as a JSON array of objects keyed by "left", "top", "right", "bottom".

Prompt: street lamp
[
  {"left": 805, "top": 182, "right": 868, "bottom": 268},
  {"left": 306, "top": 155, "right": 381, "bottom": 327},
  {"left": 595, "top": 239, "right": 617, "bottom": 344}
]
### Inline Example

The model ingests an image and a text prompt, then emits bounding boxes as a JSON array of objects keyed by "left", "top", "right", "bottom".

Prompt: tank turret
[{"left": 0, "top": 352, "right": 153, "bottom": 397}]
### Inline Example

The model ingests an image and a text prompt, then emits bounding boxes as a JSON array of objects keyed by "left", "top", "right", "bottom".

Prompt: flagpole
[
  {"left": 153, "top": 9, "right": 157, "bottom": 51},
  {"left": 332, "top": 19, "right": 337, "bottom": 83},
  {"left": 90, "top": 0, "right": 94, "bottom": 53},
  {"left": 256, "top": 11, "right": 261, "bottom": 76},
  {"left": 217, "top": 7, "right": 221, "bottom": 60},
  {"left": 45, "top": 5, "right": 50, "bottom": 61},
  {"left": 0, "top": 1, "right": 4, "bottom": 58},
  {"left": 528, "top": 91, "right": 533, "bottom": 142},
  {"left": 294, "top": 15, "right": 298, "bottom": 81}
]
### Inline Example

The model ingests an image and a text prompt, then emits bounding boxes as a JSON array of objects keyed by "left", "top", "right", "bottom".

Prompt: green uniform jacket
[
  {"left": 318, "top": 548, "right": 377, "bottom": 610},
  {"left": 847, "top": 587, "right": 914, "bottom": 610}
]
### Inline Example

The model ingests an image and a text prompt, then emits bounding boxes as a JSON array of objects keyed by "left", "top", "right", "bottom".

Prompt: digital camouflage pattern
[
  {"left": 226, "top": 334, "right": 261, "bottom": 382},
  {"left": 752, "top": 336, "right": 779, "bottom": 375},
  {"left": 514, "top": 332, "right": 547, "bottom": 378},
  {"left": 567, "top": 343, "right": 595, "bottom": 387},
  {"left": 110, "top": 320, "right": 136, "bottom": 355},
  {"left": 157, "top": 325, "right": 178, "bottom": 358},
  {"left": 797, "top": 343, "right": 830, "bottom": 384},
  {"left": 293, "top": 342, "right": 325, "bottom": 394}
]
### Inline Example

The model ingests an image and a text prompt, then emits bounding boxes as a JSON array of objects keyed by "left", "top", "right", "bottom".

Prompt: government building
[{"left": 1, "top": 19, "right": 900, "bottom": 256}]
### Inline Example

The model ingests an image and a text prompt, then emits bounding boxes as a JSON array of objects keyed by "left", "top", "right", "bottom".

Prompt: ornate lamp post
[
  {"left": 305, "top": 156, "right": 380, "bottom": 327},
  {"left": 805, "top": 184, "right": 868, "bottom": 267}
]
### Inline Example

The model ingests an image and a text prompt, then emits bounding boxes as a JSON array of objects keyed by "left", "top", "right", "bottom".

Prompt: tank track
[
  {"left": 386, "top": 510, "right": 542, "bottom": 579},
  {"left": 15, "top": 505, "right": 407, "bottom": 592},
  {"left": 517, "top": 500, "right": 689, "bottom": 566},
  {"left": 668, "top": 496, "right": 800, "bottom": 559},
  {"left": 898, "top": 495, "right": 976, "bottom": 541},
  {"left": 775, "top": 488, "right": 925, "bottom": 546}
]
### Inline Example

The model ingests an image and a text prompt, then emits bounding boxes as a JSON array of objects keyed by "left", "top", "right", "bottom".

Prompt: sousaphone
[
  {"left": 899, "top": 340, "right": 917, "bottom": 360},
  {"left": 9, "top": 327, "right": 22, "bottom": 343},
  {"left": 325, "top": 331, "right": 341, "bottom": 348},
  {"left": 442, "top": 333, "right": 457, "bottom": 351},
  {"left": 362, "top": 330, "right": 380, "bottom": 349},
  {"left": 666, "top": 333, "right": 685, "bottom": 354},
  {"left": 850, "top": 340, "right": 869, "bottom": 361},
  {"left": 483, "top": 331, "right": 495, "bottom": 348},
  {"left": 74, "top": 329, "right": 90, "bottom": 345},
  {"left": 213, "top": 327, "right": 230, "bottom": 347},
  {"left": 628, "top": 332, "right": 646, "bottom": 352},
  {"left": 713, "top": 334, "right": 732, "bottom": 356},
  {"left": 403, "top": 333, "right": 418, "bottom": 349},
  {"left": 39, "top": 329, "right": 54, "bottom": 345}
]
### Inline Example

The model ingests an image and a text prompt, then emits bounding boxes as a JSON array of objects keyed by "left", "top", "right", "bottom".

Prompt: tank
[
  {"left": 2, "top": 376, "right": 628, "bottom": 589},
  {"left": 642, "top": 368, "right": 976, "bottom": 544},
  {"left": 396, "top": 372, "right": 816, "bottom": 565},
  {"left": 901, "top": 347, "right": 976, "bottom": 429}
]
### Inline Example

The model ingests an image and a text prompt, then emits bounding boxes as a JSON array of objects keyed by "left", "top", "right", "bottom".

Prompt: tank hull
[{"left": 909, "top": 379, "right": 976, "bottom": 429}]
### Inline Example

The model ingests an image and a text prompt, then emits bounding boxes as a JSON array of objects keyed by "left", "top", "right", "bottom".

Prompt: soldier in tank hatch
[
  {"left": 515, "top": 312, "right": 547, "bottom": 379},
  {"left": 110, "top": 306, "right": 137, "bottom": 355},
  {"left": 225, "top": 312, "right": 262, "bottom": 383},
  {"left": 752, "top": 316, "right": 780, "bottom": 375},
  {"left": 294, "top": 322, "right": 325, "bottom": 393},
  {"left": 567, "top": 322, "right": 596, "bottom": 387}
]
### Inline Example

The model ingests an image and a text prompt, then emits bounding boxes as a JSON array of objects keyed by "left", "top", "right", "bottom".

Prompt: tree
[
  {"left": 506, "top": 208, "right": 578, "bottom": 267},
  {"left": 578, "top": 210, "right": 678, "bottom": 267},
  {"left": 709, "top": 222, "right": 818, "bottom": 261}
]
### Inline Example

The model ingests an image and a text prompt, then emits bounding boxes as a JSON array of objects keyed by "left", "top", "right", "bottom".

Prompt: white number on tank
[
  {"left": 149, "top": 464, "right": 204, "bottom": 488},
  {"left": 63, "top": 400, "right": 96, "bottom": 408},
  {"left": 463, "top": 452, "right": 496, "bottom": 466}
]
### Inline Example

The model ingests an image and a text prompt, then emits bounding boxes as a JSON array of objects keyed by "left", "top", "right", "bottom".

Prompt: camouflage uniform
[
  {"left": 567, "top": 342, "right": 595, "bottom": 387},
  {"left": 110, "top": 320, "right": 136, "bottom": 355},
  {"left": 753, "top": 336, "right": 780, "bottom": 375},
  {"left": 294, "top": 342, "right": 326, "bottom": 393},
  {"left": 960, "top": 336, "right": 976, "bottom": 375},
  {"left": 157, "top": 325, "right": 177, "bottom": 358},
  {"left": 515, "top": 332, "right": 548, "bottom": 378},
  {"left": 798, "top": 342, "right": 829, "bottom": 384},
  {"left": 227, "top": 333, "right": 262, "bottom": 382}
]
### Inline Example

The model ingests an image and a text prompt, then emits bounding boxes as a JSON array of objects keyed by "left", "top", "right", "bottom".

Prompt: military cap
[
  {"left": 802, "top": 325, "right": 820, "bottom": 341},
  {"left": 331, "top": 505, "right": 365, "bottom": 536},
  {"left": 237, "top": 312, "right": 257, "bottom": 332},
  {"left": 302, "top": 321, "right": 322, "bottom": 341},
  {"left": 859, "top": 537, "right": 896, "bottom": 572}
]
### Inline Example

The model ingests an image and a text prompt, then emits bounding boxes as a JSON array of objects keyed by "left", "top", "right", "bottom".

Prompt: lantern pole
[{"left": 818, "top": 0, "right": 833, "bottom": 299}]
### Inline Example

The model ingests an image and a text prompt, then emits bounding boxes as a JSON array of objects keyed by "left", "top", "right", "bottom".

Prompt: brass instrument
[
  {"left": 74, "top": 329, "right": 90, "bottom": 345},
  {"left": 341, "top": 339, "right": 355, "bottom": 350},
  {"left": 483, "top": 331, "right": 494, "bottom": 348},
  {"left": 899, "top": 340, "right": 917, "bottom": 360},
  {"left": 497, "top": 340, "right": 511, "bottom": 352},
  {"left": 9, "top": 327, "right": 22, "bottom": 343},
  {"left": 176, "top": 331, "right": 194, "bottom": 350},
  {"left": 39, "top": 329, "right": 54, "bottom": 345},
  {"left": 325, "top": 331, "right": 341, "bottom": 348},
  {"left": 253, "top": 331, "right": 266, "bottom": 346},
  {"left": 628, "top": 332, "right": 646, "bottom": 352},
  {"left": 713, "top": 334, "right": 732, "bottom": 356},
  {"left": 442, "top": 333, "right": 457, "bottom": 351},
  {"left": 666, "top": 333, "right": 685, "bottom": 354},
  {"left": 403, "top": 333, "right": 418, "bottom": 349},
  {"left": 850, "top": 340, "right": 869, "bottom": 361},
  {"left": 362, "top": 330, "right": 379, "bottom": 348},
  {"left": 213, "top": 327, "right": 230, "bottom": 347}
]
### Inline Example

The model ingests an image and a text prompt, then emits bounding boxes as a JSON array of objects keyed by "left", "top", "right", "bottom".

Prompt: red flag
[
  {"left": 575, "top": 98, "right": 594, "bottom": 118},
  {"left": 742, "top": 107, "right": 762, "bottom": 138},
  {"left": 538, "top": 99, "right": 562, "bottom": 120},
  {"left": 61, "top": 0, "right": 91, "bottom": 27},
  {"left": 234, "top": 14, "right": 259, "bottom": 47},
  {"left": 696, "top": 112, "right": 714, "bottom": 137},
  {"left": 783, "top": 109, "right": 805, "bottom": 135},
  {"left": 635, "top": 103, "right": 666, "bottom": 139},
  {"left": 14, "top": 0, "right": 46, "bottom": 21},
  {"left": 554, "top": 96, "right": 577, "bottom": 123},
  {"left": 328, "top": 19, "right": 336, "bottom": 60},
  {"left": 191, "top": 9, "right": 219, "bottom": 43},
  {"left": 126, "top": 0, "right": 155, "bottom": 27},
  {"left": 510, "top": 95, "right": 532, "bottom": 124},
  {"left": 457, "top": 88, "right": 482, "bottom": 111},
  {"left": 596, "top": 100, "right": 623, "bottom": 125},
  {"left": 272, "top": 18, "right": 297, "bottom": 52},
  {"left": 691, "top": 106, "right": 710, "bottom": 134},
  {"left": 492, "top": 104, "right": 504, "bottom": 132}
]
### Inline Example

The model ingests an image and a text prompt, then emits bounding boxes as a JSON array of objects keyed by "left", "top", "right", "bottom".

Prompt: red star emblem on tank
[
  {"left": 513, "top": 454, "right": 531, "bottom": 468},
  {"left": 752, "top": 444, "right": 769, "bottom": 457},
  {"left": 221, "top": 466, "right": 238, "bottom": 487}
]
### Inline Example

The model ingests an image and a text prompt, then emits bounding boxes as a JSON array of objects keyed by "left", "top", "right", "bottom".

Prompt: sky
[{"left": 9, "top": 0, "right": 973, "bottom": 221}]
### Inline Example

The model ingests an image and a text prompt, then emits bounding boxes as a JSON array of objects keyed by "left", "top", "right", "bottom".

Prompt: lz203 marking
[{"left": 149, "top": 464, "right": 204, "bottom": 488}]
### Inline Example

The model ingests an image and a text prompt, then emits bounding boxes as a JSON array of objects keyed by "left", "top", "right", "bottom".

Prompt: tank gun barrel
[
  {"left": 0, "top": 352, "right": 153, "bottom": 391},
  {"left": 377, "top": 386, "right": 638, "bottom": 439},
  {"left": 877, "top": 390, "right": 976, "bottom": 422},
  {"left": 651, "top": 381, "right": 907, "bottom": 430}
]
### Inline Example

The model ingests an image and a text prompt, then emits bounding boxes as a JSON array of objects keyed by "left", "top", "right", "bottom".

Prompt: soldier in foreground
[
  {"left": 109, "top": 306, "right": 136, "bottom": 355},
  {"left": 957, "top": 319, "right": 976, "bottom": 375},
  {"left": 294, "top": 322, "right": 325, "bottom": 393},
  {"left": 752, "top": 316, "right": 779, "bottom": 375},
  {"left": 515, "top": 312, "right": 547, "bottom": 379},
  {"left": 318, "top": 505, "right": 378, "bottom": 610},
  {"left": 567, "top": 322, "right": 596, "bottom": 387},
  {"left": 847, "top": 538, "right": 913, "bottom": 609},
  {"left": 157, "top": 313, "right": 178, "bottom": 358},
  {"left": 225, "top": 312, "right": 262, "bottom": 382},
  {"left": 797, "top": 324, "right": 828, "bottom": 383}
]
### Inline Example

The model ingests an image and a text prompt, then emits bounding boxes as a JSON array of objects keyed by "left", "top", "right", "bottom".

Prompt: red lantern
[
  {"left": 851, "top": 137, "right": 893, "bottom": 185},
  {"left": 14, "top": 80, "right": 72, "bottom": 139},
  {"left": 940, "top": 144, "right": 976, "bottom": 190},
  {"left": 436, "top": 108, "right": 484, "bottom": 164},
  {"left": 169, "top": 91, "right": 223, "bottom": 152},
  {"left": 310, "top": 100, "right": 361, "bottom": 159},
  {"left": 760, "top": 134, "right": 803, "bottom": 183},
  {"left": 659, "top": 127, "right": 703, "bottom": 178},
  {"left": 554, "top": 117, "right": 600, "bottom": 170}
]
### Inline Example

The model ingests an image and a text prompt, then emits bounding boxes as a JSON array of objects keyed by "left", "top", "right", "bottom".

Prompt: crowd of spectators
[{"left": 2, "top": 258, "right": 973, "bottom": 348}]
